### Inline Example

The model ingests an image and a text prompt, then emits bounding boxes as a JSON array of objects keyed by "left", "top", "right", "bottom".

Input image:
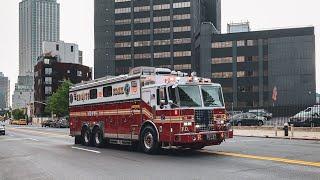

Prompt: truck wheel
[
  {"left": 140, "top": 126, "right": 159, "bottom": 154},
  {"left": 75, "top": 136, "right": 81, "bottom": 144},
  {"left": 81, "top": 128, "right": 91, "bottom": 146},
  {"left": 92, "top": 128, "right": 104, "bottom": 148},
  {"left": 237, "top": 122, "right": 242, "bottom": 126},
  {"left": 258, "top": 121, "right": 263, "bottom": 126}
]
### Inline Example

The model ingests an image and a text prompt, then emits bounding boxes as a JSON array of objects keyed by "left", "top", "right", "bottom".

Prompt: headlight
[
  {"left": 195, "top": 124, "right": 200, "bottom": 128},
  {"left": 183, "top": 122, "right": 192, "bottom": 126},
  {"left": 220, "top": 120, "right": 225, "bottom": 124}
]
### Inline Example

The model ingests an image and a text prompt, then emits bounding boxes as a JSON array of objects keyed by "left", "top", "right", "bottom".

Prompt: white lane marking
[
  {"left": 25, "top": 138, "right": 40, "bottom": 142},
  {"left": 71, "top": 146, "right": 101, "bottom": 154},
  {"left": 9, "top": 134, "right": 15, "bottom": 137},
  {"left": 0, "top": 138, "right": 39, "bottom": 142},
  {"left": 226, "top": 139, "right": 262, "bottom": 143}
]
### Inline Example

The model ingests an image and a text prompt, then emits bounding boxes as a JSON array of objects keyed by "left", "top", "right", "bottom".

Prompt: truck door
[{"left": 117, "top": 102, "right": 132, "bottom": 140}]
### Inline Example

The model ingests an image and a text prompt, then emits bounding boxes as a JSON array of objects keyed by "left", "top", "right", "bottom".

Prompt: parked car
[
  {"left": 288, "top": 116, "right": 320, "bottom": 127},
  {"left": 41, "top": 120, "right": 53, "bottom": 127},
  {"left": 248, "top": 109, "right": 272, "bottom": 120},
  {"left": 10, "top": 119, "right": 20, "bottom": 125},
  {"left": 51, "top": 118, "right": 69, "bottom": 128},
  {"left": 0, "top": 122, "right": 5, "bottom": 135},
  {"left": 18, "top": 119, "right": 27, "bottom": 125},
  {"left": 230, "top": 113, "right": 265, "bottom": 126},
  {"left": 290, "top": 106, "right": 320, "bottom": 121},
  {"left": 289, "top": 107, "right": 320, "bottom": 127}
]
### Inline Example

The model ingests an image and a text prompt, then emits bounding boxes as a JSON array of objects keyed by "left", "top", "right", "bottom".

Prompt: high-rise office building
[
  {"left": 13, "top": 0, "right": 60, "bottom": 110},
  {"left": 0, "top": 73, "right": 10, "bottom": 110},
  {"left": 94, "top": 0, "right": 221, "bottom": 78},
  {"left": 19, "top": 0, "right": 60, "bottom": 77}
]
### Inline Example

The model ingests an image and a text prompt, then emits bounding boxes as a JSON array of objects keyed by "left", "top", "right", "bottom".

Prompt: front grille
[{"left": 195, "top": 110, "right": 214, "bottom": 132}]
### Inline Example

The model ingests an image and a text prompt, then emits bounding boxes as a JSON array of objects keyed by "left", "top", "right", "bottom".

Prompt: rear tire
[
  {"left": 75, "top": 136, "right": 81, "bottom": 144},
  {"left": 81, "top": 128, "right": 92, "bottom": 146},
  {"left": 140, "top": 126, "right": 159, "bottom": 154},
  {"left": 92, "top": 128, "right": 104, "bottom": 148}
]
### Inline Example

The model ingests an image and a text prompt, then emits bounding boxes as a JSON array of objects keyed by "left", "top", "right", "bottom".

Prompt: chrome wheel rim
[
  {"left": 144, "top": 132, "right": 153, "bottom": 150},
  {"left": 95, "top": 132, "right": 100, "bottom": 144},
  {"left": 84, "top": 132, "right": 89, "bottom": 143}
]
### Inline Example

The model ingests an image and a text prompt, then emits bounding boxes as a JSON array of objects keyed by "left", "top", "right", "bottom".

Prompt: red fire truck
[{"left": 69, "top": 67, "right": 233, "bottom": 154}]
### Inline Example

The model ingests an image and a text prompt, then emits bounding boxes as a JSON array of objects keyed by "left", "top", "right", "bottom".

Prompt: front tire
[
  {"left": 140, "top": 126, "right": 159, "bottom": 154},
  {"left": 81, "top": 128, "right": 92, "bottom": 146},
  {"left": 92, "top": 128, "right": 104, "bottom": 148}
]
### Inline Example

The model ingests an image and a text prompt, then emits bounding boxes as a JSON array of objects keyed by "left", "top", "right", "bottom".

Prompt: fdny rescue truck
[{"left": 69, "top": 67, "right": 233, "bottom": 154}]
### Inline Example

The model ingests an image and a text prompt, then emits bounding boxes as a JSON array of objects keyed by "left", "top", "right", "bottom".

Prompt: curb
[{"left": 234, "top": 135, "right": 320, "bottom": 141}]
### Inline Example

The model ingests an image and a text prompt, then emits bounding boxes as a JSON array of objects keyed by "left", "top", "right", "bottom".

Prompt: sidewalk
[{"left": 233, "top": 128, "right": 320, "bottom": 141}]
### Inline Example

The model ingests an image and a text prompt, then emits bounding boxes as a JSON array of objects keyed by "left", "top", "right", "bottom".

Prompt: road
[{"left": 0, "top": 125, "right": 319, "bottom": 180}]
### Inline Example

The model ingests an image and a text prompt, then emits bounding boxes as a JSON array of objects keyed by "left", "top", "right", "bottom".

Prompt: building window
[
  {"left": 173, "top": 38, "right": 191, "bottom": 44},
  {"left": 153, "top": 16, "right": 170, "bottom": 22},
  {"left": 45, "top": 77, "right": 52, "bottom": 85},
  {"left": 115, "top": 30, "right": 131, "bottom": 36},
  {"left": 90, "top": 89, "right": 97, "bottom": 99},
  {"left": 77, "top": 70, "right": 82, "bottom": 77},
  {"left": 71, "top": 46, "right": 74, "bottom": 52},
  {"left": 134, "top": 41, "right": 151, "bottom": 47},
  {"left": 212, "top": 72, "right": 233, "bottom": 79},
  {"left": 115, "top": 7, "right": 131, "bottom": 14},
  {"left": 115, "top": 42, "right": 131, "bottom": 48},
  {"left": 237, "top": 40, "right": 245, "bottom": 47},
  {"left": 134, "top": 29, "right": 150, "bottom": 35},
  {"left": 154, "top": 27, "right": 171, "bottom": 34},
  {"left": 174, "top": 51, "right": 191, "bottom": 57},
  {"left": 116, "top": 54, "right": 131, "bottom": 60},
  {"left": 134, "top": 53, "right": 151, "bottom": 60},
  {"left": 134, "top": 17, "right": 150, "bottom": 24},
  {"left": 134, "top": 6, "right": 150, "bottom": 12},
  {"left": 44, "top": 58, "right": 50, "bottom": 64},
  {"left": 45, "top": 86, "right": 52, "bottom": 95},
  {"left": 154, "top": 39, "right": 171, "bottom": 46},
  {"left": 237, "top": 71, "right": 258, "bottom": 77},
  {"left": 115, "top": 19, "right": 131, "bottom": 25},
  {"left": 212, "top": 41, "right": 233, "bottom": 48},
  {"left": 103, "top": 86, "right": 112, "bottom": 97},
  {"left": 45, "top": 68, "right": 52, "bottom": 75},
  {"left": 173, "top": 14, "right": 190, "bottom": 20},
  {"left": 237, "top": 56, "right": 245, "bottom": 63},
  {"left": 174, "top": 64, "right": 191, "bottom": 71},
  {"left": 173, "top": 2, "right": 191, "bottom": 8},
  {"left": 56, "top": 44, "right": 59, "bottom": 51},
  {"left": 247, "top": 40, "right": 257, "bottom": 46},
  {"left": 154, "top": 52, "right": 171, "bottom": 59},
  {"left": 153, "top": 4, "right": 170, "bottom": 10},
  {"left": 212, "top": 57, "right": 233, "bottom": 64},
  {"left": 115, "top": 0, "right": 130, "bottom": 2},
  {"left": 173, "top": 26, "right": 191, "bottom": 32}
]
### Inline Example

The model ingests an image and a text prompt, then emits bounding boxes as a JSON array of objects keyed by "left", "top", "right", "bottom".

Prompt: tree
[
  {"left": 45, "top": 80, "right": 72, "bottom": 117},
  {"left": 12, "top": 109, "right": 25, "bottom": 120}
]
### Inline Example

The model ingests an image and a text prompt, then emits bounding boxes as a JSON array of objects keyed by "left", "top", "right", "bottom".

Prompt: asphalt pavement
[{"left": 0, "top": 125, "right": 319, "bottom": 180}]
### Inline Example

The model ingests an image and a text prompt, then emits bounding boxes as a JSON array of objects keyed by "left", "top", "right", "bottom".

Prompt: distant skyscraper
[
  {"left": 0, "top": 72, "right": 10, "bottom": 110},
  {"left": 13, "top": 0, "right": 60, "bottom": 110},
  {"left": 19, "top": 0, "right": 60, "bottom": 76}
]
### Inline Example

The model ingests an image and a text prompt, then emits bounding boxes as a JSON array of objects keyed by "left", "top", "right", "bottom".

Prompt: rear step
[{"left": 109, "top": 139, "right": 132, "bottom": 145}]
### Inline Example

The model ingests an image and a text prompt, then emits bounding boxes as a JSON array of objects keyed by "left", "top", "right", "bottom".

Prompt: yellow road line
[
  {"left": 202, "top": 150, "right": 320, "bottom": 168},
  {"left": 7, "top": 127, "right": 70, "bottom": 138}
]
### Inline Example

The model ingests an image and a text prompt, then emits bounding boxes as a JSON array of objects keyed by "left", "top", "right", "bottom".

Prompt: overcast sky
[{"left": 0, "top": 0, "right": 319, "bottom": 105}]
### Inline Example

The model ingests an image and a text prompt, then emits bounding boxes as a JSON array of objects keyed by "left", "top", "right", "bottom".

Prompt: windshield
[
  {"left": 177, "top": 85, "right": 202, "bottom": 107},
  {"left": 201, "top": 85, "right": 224, "bottom": 107}
]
